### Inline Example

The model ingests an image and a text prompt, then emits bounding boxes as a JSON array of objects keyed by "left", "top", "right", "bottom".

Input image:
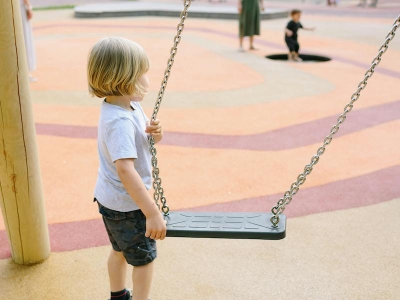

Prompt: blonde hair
[{"left": 87, "top": 37, "right": 149, "bottom": 98}]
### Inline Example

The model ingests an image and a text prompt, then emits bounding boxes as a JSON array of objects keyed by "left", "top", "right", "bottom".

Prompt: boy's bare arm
[
  {"left": 285, "top": 29, "right": 293, "bottom": 36},
  {"left": 116, "top": 158, "right": 166, "bottom": 240}
]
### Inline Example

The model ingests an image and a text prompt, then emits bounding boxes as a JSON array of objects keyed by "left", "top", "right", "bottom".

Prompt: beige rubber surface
[{"left": 1, "top": 199, "right": 399, "bottom": 299}]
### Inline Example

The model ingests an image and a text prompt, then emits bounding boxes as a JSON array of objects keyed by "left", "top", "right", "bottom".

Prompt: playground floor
[{"left": 1, "top": 1, "right": 400, "bottom": 299}]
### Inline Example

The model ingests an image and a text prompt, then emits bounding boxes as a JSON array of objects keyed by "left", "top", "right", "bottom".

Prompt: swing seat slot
[{"left": 165, "top": 212, "right": 286, "bottom": 240}]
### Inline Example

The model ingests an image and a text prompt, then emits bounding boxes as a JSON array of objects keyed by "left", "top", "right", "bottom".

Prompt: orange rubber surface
[{"left": 1, "top": 3, "right": 400, "bottom": 299}]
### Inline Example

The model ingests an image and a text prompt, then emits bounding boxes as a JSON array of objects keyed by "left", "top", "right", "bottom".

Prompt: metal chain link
[
  {"left": 149, "top": 0, "right": 192, "bottom": 215},
  {"left": 270, "top": 15, "right": 400, "bottom": 227}
]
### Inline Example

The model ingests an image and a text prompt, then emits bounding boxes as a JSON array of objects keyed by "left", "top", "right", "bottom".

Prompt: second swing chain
[
  {"left": 149, "top": 0, "right": 192, "bottom": 214},
  {"left": 270, "top": 15, "right": 400, "bottom": 226}
]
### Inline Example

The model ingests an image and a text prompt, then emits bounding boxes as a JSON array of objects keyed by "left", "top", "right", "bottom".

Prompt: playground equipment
[
  {"left": 0, "top": 0, "right": 50, "bottom": 264},
  {"left": 148, "top": 0, "right": 400, "bottom": 240}
]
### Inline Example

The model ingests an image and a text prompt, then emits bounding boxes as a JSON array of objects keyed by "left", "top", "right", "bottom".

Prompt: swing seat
[{"left": 165, "top": 212, "right": 286, "bottom": 240}]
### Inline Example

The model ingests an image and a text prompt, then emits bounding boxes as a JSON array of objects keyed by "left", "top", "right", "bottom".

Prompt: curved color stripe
[
  {"left": 188, "top": 165, "right": 400, "bottom": 216},
  {"left": 32, "top": 23, "right": 400, "bottom": 79},
  {"left": 1, "top": 165, "right": 399, "bottom": 259},
  {"left": 35, "top": 100, "right": 400, "bottom": 151},
  {"left": 161, "top": 100, "right": 400, "bottom": 150}
]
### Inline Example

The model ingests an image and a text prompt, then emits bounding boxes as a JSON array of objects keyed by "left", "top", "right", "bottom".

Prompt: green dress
[{"left": 239, "top": 0, "right": 261, "bottom": 37}]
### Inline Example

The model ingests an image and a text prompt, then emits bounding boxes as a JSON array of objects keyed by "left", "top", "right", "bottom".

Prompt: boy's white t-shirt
[{"left": 94, "top": 100, "right": 152, "bottom": 212}]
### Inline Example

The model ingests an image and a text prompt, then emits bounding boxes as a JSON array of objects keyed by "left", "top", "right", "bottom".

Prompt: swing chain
[
  {"left": 149, "top": 0, "right": 192, "bottom": 214},
  {"left": 270, "top": 15, "right": 400, "bottom": 227}
]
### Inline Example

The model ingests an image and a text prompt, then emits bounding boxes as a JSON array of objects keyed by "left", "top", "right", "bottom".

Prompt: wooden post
[{"left": 0, "top": 0, "right": 50, "bottom": 264}]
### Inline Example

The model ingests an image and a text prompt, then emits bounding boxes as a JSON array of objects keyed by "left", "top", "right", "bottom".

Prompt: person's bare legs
[
  {"left": 239, "top": 35, "right": 244, "bottom": 51},
  {"left": 108, "top": 249, "right": 128, "bottom": 292},
  {"left": 249, "top": 36, "right": 258, "bottom": 50},
  {"left": 132, "top": 261, "right": 154, "bottom": 300}
]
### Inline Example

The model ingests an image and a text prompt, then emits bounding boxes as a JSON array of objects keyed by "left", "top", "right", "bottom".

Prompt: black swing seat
[{"left": 164, "top": 212, "right": 286, "bottom": 240}]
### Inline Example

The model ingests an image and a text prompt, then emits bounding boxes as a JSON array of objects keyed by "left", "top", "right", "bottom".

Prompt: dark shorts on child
[
  {"left": 285, "top": 36, "right": 300, "bottom": 53},
  {"left": 96, "top": 200, "right": 157, "bottom": 266}
]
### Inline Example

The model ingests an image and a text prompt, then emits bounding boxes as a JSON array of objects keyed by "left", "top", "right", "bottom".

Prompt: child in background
[
  {"left": 285, "top": 10, "right": 315, "bottom": 61},
  {"left": 87, "top": 37, "right": 167, "bottom": 300}
]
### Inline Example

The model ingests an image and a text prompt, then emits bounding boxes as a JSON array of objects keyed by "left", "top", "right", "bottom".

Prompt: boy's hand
[
  {"left": 145, "top": 212, "right": 167, "bottom": 240},
  {"left": 286, "top": 29, "right": 293, "bottom": 37},
  {"left": 146, "top": 119, "right": 163, "bottom": 136}
]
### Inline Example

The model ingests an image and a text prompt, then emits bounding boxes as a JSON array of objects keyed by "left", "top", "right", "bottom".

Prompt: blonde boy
[{"left": 88, "top": 37, "right": 166, "bottom": 300}]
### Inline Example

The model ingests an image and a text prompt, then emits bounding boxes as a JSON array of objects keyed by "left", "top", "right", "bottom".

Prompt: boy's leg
[
  {"left": 108, "top": 249, "right": 128, "bottom": 292},
  {"left": 295, "top": 40, "right": 300, "bottom": 54},
  {"left": 101, "top": 207, "right": 157, "bottom": 300},
  {"left": 294, "top": 41, "right": 301, "bottom": 61},
  {"left": 293, "top": 52, "right": 302, "bottom": 61},
  {"left": 285, "top": 37, "right": 297, "bottom": 59},
  {"left": 132, "top": 261, "right": 154, "bottom": 300}
]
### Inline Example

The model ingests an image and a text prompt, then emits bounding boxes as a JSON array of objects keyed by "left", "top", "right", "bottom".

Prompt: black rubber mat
[{"left": 165, "top": 212, "right": 286, "bottom": 240}]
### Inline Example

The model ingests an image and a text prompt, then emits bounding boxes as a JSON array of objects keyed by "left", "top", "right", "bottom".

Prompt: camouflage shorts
[{"left": 96, "top": 201, "right": 157, "bottom": 266}]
